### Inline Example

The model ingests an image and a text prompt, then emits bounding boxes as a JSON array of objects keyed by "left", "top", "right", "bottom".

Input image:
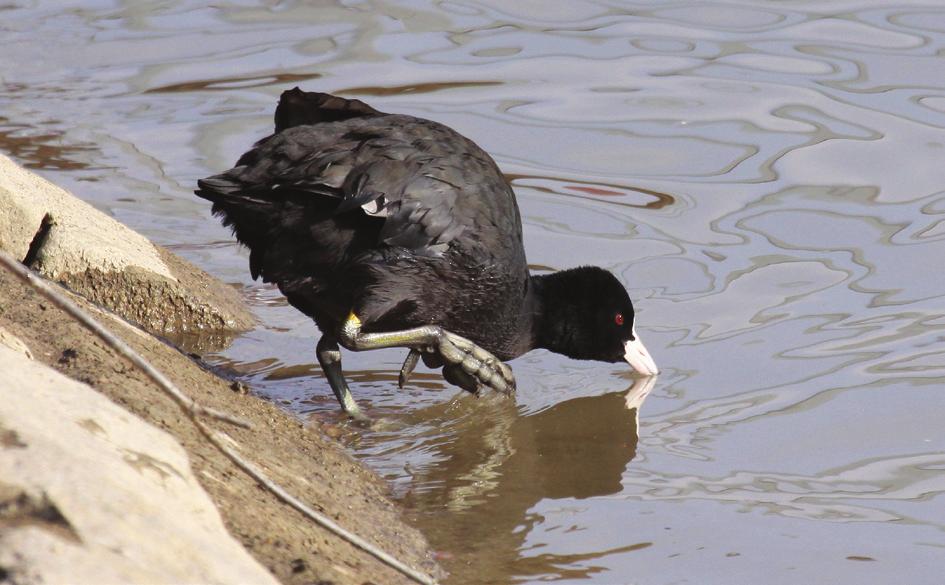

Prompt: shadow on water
[
  {"left": 0, "top": 117, "right": 94, "bottom": 171},
  {"left": 336, "top": 81, "right": 505, "bottom": 96},
  {"left": 378, "top": 377, "right": 656, "bottom": 583},
  {"left": 145, "top": 72, "right": 322, "bottom": 94},
  {"left": 506, "top": 173, "right": 677, "bottom": 210}
]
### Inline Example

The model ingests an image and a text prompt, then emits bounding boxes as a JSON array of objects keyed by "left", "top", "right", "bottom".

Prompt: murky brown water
[{"left": 4, "top": 1, "right": 945, "bottom": 583}]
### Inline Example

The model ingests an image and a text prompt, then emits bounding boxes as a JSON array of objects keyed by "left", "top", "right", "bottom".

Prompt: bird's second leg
[
  {"left": 341, "top": 312, "right": 515, "bottom": 395},
  {"left": 316, "top": 335, "right": 370, "bottom": 422},
  {"left": 398, "top": 349, "right": 482, "bottom": 394},
  {"left": 398, "top": 349, "right": 422, "bottom": 389}
]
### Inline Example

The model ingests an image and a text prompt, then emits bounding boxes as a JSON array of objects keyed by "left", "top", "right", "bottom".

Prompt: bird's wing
[{"left": 197, "top": 115, "right": 523, "bottom": 259}]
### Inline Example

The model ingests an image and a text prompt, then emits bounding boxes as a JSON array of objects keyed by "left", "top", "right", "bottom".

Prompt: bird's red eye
[{"left": 615, "top": 312, "right": 624, "bottom": 326}]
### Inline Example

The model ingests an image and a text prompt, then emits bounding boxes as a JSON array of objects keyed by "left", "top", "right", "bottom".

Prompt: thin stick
[
  {"left": 0, "top": 251, "right": 251, "bottom": 429},
  {"left": 195, "top": 420, "right": 439, "bottom": 585},
  {"left": 0, "top": 251, "right": 438, "bottom": 584}
]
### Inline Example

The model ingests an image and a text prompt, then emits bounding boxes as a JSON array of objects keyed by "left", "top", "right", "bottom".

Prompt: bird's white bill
[{"left": 624, "top": 328, "right": 658, "bottom": 376}]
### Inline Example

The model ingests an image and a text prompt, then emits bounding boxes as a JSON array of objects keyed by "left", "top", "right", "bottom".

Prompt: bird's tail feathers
[{"left": 274, "top": 87, "right": 383, "bottom": 132}]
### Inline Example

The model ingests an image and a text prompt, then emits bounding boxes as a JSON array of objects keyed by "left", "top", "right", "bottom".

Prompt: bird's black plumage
[{"left": 197, "top": 88, "right": 657, "bottom": 408}]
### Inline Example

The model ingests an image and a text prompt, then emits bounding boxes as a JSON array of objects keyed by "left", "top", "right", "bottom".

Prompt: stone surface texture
[
  {"left": 0, "top": 344, "right": 280, "bottom": 585},
  {"left": 0, "top": 154, "right": 253, "bottom": 338},
  {"left": 0, "top": 325, "right": 31, "bottom": 359}
]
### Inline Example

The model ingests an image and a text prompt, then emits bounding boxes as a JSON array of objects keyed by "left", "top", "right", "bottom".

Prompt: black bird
[{"left": 196, "top": 88, "right": 658, "bottom": 420}]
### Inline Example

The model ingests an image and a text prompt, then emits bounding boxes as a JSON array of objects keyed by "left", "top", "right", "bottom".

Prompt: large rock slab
[
  {"left": 0, "top": 325, "right": 31, "bottom": 359},
  {"left": 0, "top": 154, "right": 253, "bottom": 340},
  {"left": 0, "top": 258, "right": 443, "bottom": 585},
  {"left": 0, "top": 344, "right": 280, "bottom": 585}
]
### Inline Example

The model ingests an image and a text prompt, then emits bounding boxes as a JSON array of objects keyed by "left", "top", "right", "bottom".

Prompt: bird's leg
[
  {"left": 416, "top": 351, "right": 485, "bottom": 393},
  {"left": 316, "top": 336, "right": 370, "bottom": 422},
  {"left": 398, "top": 351, "right": 447, "bottom": 388},
  {"left": 398, "top": 349, "right": 421, "bottom": 389},
  {"left": 398, "top": 349, "right": 481, "bottom": 394},
  {"left": 340, "top": 312, "right": 515, "bottom": 395}
]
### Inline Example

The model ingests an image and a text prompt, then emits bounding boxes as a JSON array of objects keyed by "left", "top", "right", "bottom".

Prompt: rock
[
  {"left": 0, "top": 344, "right": 280, "bottom": 585},
  {"left": 0, "top": 154, "right": 253, "bottom": 342},
  {"left": 0, "top": 325, "right": 31, "bottom": 359}
]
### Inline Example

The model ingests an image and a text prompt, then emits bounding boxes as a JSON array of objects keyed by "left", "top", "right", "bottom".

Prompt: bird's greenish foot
[{"left": 335, "top": 312, "right": 515, "bottom": 409}]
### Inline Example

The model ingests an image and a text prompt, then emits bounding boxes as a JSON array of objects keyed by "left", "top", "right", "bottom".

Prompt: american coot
[{"left": 197, "top": 88, "right": 658, "bottom": 420}]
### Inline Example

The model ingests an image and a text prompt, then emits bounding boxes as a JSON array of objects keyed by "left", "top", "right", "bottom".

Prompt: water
[{"left": 3, "top": 1, "right": 945, "bottom": 583}]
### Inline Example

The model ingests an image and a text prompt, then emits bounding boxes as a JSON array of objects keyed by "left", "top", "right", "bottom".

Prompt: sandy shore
[{"left": 0, "top": 158, "right": 442, "bottom": 584}]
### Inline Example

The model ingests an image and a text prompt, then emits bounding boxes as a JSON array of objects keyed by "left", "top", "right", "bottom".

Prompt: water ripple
[{"left": 4, "top": 1, "right": 945, "bottom": 583}]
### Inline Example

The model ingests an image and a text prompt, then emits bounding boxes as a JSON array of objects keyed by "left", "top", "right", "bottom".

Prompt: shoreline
[{"left": 0, "top": 157, "right": 442, "bottom": 584}]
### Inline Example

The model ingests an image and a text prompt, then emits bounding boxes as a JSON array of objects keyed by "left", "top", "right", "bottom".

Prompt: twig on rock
[
  {"left": 0, "top": 251, "right": 439, "bottom": 585},
  {"left": 194, "top": 419, "right": 439, "bottom": 585},
  {"left": 0, "top": 251, "right": 251, "bottom": 429}
]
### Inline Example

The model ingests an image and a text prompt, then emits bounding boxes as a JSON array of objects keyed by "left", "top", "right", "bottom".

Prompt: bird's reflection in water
[{"left": 392, "top": 377, "right": 656, "bottom": 584}]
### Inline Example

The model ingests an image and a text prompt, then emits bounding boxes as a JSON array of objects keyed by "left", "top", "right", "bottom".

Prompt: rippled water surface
[{"left": 4, "top": 1, "right": 945, "bottom": 583}]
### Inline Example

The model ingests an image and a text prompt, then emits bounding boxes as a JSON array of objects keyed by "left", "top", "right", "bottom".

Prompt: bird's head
[{"left": 534, "top": 266, "right": 658, "bottom": 376}]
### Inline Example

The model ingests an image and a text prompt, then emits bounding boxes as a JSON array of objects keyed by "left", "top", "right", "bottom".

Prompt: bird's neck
[{"left": 521, "top": 270, "right": 582, "bottom": 359}]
